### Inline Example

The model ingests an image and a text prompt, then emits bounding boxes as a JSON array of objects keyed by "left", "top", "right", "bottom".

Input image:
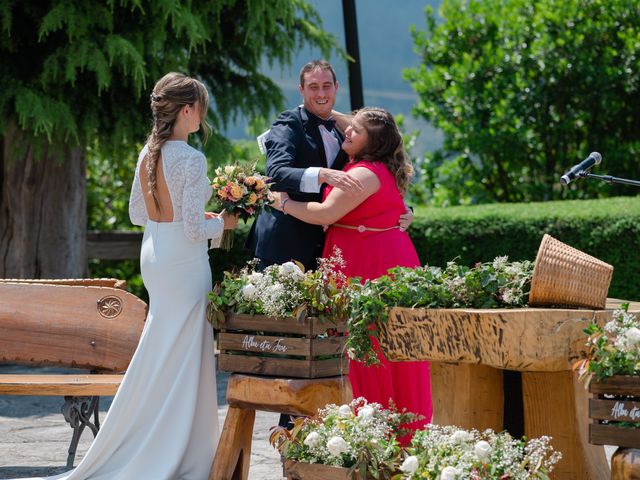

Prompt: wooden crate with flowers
[
  {"left": 271, "top": 397, "right": 562, "bottom": 480},
  {"left": 576, "top": 302, "right": 640, "bottom": 476},
  {"left": 209, "top": 253, "right": 351, "bottom": 378}
]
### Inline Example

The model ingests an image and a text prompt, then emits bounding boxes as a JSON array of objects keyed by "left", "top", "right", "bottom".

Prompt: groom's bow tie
[{"left": 318, "top": 117, "right": 336, "bottom": 131}]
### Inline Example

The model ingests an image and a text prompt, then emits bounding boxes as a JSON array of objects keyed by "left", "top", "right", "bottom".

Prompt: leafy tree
[
  {"left": 405, "top": 0, "right": 640, "bottom": 205},
  {"left": 0, "top": 0, "right": 338, "bottom": 278}
]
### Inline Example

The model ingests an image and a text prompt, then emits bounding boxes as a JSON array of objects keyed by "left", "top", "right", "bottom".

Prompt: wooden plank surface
[
  {"left": 590, "top": 375, "right": 640, "bottom": 397},
  {"left": 522, "top": 371, "right": 608, "bottom": 480},
  {"left": 0, "top": 374, "right": 123, "bottom": 395},
  {"left": 226, "top": 374, "right": 352, "bottom": 416},
  {"left": 221, "top": 314, "right": 346, "bottom": 336},
  {"left": 591, "top": 424, "right": 640, "bottom": 449},
  {"left": 87, "top": 231, "right": 142, "bottom": 260},
  {"left": 218, "top": 354, "right": 347, "bottom": 378},
  {"left": 283, "top": 460, "right": 354, "bottom": 480},
  {"left": 430, "top": 362, "right": 503, "bottom": 431},
  {"left": 218, "top": 332, "right": 313, "bottom": 356},
  {"left": 590, "top": 398, "right": 640, "bottom": 422},
  {"left": 379, "top": 306, "right": 617, "bottom": 371},
  {"left": 0, "top": 283, "right": 146, "bottom": 371}
]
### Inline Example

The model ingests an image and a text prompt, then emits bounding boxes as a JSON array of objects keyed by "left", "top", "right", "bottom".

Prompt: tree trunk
[{"left": 0, "top": 126, "right": 86, "bottom": 279}]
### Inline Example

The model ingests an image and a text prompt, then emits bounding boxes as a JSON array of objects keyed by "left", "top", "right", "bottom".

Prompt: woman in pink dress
[{"left": 272, "top": 107, "right": 432, "bottom": 437}]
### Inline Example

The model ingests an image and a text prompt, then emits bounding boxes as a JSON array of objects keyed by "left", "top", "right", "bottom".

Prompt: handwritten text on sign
[
  {"left": 242, "top": 335, "right": 288, "bottom": 353},
  {"left": 611, "top": 401, "right": 640, "bottom": 421}
]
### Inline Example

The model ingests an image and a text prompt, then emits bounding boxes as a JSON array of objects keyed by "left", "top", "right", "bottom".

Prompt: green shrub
[{"left": 409, "top": 196, "right": 640, "bottom": 301}]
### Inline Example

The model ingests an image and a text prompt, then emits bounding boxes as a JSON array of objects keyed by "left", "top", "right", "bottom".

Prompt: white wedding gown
[{"left": 6, "top": 141, "right": 224, "bottom": 480}]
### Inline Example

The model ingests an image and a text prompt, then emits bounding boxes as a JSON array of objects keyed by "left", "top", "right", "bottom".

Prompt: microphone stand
[{"left": 578, "top": 171, "right": 640, "bottom": 187}]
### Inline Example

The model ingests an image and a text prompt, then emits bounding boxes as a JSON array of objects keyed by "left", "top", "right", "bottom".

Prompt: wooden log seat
[
  {"left": 377, "top": 299, "right": 640, "bottom": 480},
  {"left": 0, "top": 279, "right": 147, "bottom": 468},
  {"left": 612, "top": 448, "right": 640, "bottom": 480},
  {"left": 210, "top": 373, "right": 352, "bottom": 480}
]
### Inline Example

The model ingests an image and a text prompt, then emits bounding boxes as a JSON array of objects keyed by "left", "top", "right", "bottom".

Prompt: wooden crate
[
  {"left": 589, "top": 375, "right": 640, "bottom": 448},
  {"left": 283, "top": 460, "right": 359, "bottom": 480},
  {"left": 216, "top": 313, "right": 348, "bottom": 378}
]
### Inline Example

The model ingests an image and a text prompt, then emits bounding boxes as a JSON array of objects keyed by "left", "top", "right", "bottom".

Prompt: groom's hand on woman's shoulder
[
  {"left": 318, "top": 168, "right": 364, "bottom": 195},
  {"left": 398, "top": 207, "right": 414, "bottom": 232}
]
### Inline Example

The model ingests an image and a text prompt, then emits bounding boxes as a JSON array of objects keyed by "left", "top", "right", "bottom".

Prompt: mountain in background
[{"left": 223, "top": 0, "right": 443, "bottom": 156}]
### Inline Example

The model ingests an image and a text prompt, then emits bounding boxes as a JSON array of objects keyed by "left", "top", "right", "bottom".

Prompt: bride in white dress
[{"left": 6, "top": 72, "right": 238, "bottom": 480}]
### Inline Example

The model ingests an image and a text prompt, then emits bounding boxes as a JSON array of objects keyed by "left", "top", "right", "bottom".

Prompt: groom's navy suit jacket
[{"left": 246, "top": 106, "right": 348, "bottom": 270}]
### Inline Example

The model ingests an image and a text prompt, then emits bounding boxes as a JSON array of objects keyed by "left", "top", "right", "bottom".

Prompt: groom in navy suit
[{"left": 247, "top": 60, "right": 364, "bottom": 271}]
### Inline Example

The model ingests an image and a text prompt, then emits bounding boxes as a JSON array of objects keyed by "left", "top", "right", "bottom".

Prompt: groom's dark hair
[{"left": 299, "top": 60, "right": 337, "bottom": 86}]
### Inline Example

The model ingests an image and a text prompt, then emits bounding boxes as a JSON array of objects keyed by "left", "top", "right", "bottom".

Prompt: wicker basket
[{"left": 529, "top": 234, "right": 613, "bottom": 309}]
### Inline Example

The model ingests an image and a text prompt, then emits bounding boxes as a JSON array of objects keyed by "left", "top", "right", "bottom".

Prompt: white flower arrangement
[
  {"left": 401, "top": 424, "right": 562, "bottom": 480},
  {"left": 270, "top": 397, "right": 419, "bottom": 479},
  {"left": 209, "top": 247, "right": 351, "bottom": 328}
]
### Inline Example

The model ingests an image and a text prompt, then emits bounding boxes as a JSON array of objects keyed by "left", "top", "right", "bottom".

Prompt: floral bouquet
[
  {"left": 208, "top": 247, "right": 352, "bottom": 328},
  {"left": 575, "top": 303, "right": 640, "bottom": 384},
  {"left": 211, "top": 163, "right": 272, "bottom": 250},
  {"left": 398, "top": 425, "right": 562, "bottom": 479},
  {"left": 269, "top": 397, "right": 420, "bottom": 479}
]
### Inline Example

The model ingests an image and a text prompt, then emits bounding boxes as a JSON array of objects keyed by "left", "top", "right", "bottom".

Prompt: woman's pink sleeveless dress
[{"left": 322, "top": 160, "right": 432, "bottom": 439}]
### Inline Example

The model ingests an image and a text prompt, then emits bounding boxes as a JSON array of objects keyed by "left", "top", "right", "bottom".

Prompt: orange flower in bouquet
[{"left": 211, "top": 163, "right": 273, "bottom": 250}]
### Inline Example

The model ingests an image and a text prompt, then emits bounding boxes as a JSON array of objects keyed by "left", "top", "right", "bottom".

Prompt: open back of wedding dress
[{"left": 8, "top": 141, "right": 224, "bottom": 480}]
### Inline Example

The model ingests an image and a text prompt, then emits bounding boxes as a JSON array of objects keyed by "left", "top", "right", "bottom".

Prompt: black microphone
[{"left": 560, "top": 152, "right": 602, "bottom": 185}]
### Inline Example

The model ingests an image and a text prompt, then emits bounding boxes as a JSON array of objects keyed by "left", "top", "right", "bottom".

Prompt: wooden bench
[
  {"left": 0, "top": 279, "right": 146, "bottom": 468},
  {"left": 210, "top": 374, "right": 352, "bottom": 480}
]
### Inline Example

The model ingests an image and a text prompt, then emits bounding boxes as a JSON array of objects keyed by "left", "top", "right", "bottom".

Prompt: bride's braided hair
[
  {"left": 356, "top": 107, "right": 414, "bottom": 196},
  {"left": 146, "top": 73, "right": 210, "bottom": 212}
]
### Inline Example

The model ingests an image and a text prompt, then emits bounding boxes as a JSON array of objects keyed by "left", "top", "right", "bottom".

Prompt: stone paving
[{"left": 0, "top": 366, "right": 284, "bottom": 480}]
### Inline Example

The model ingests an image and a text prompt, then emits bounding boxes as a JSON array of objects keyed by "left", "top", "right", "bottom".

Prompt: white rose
[
  {"left": 450, "top": 430, "right": 473, "bottom": 443},
  {"left": 357, "top": 406, "right": 374, "bottom": 421},
  {"left": 400, "top": 456, "right": 419, "bottom": 474},
  {"left": 303, "top": 431, "right": 321, "bottom": 448},
  {"left": 279, "top": 261, "right": 303, "bottom": 278},
  {"left": 224, "top": 165, "right": 235, "bottom": 175},
  {"left": 338, "top": 404, "right": 352, "bottom": 418},
  {"left": 625, "top": 327, "right": 640, "bottom": 346},
  {"left": 241, "top": 284, "right": 257, "bottom": 300},
  {"left": 327, "top": 436, "right": 349, "bottom": 456},
  {"left": 440, "top": 466, "right": 460, "bottom": 480},
  {"left": 474, "top": 440, "right": 492, "bottom": 461}
]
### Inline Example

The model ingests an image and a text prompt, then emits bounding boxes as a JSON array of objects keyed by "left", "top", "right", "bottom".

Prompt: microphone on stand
[{"left": 560, "top": 152, "right": 602, "bottom": 185}]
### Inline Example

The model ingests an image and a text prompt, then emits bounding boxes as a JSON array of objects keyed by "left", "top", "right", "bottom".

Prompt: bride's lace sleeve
[
  {"left": 129, "top": 155, "right": 148, "bottom": 226},
  {"left": 182, "top": 152, "right": 223, "bottom": 243}
]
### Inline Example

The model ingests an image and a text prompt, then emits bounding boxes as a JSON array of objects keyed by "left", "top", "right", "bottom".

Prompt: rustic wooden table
[{"left": 379, "top": 299, "right": 640, "bottom": 480}]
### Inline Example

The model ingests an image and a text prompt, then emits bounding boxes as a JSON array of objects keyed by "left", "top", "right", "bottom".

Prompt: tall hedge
[{"left": 410, "top": 196, "right": 640, "bottom": 301}]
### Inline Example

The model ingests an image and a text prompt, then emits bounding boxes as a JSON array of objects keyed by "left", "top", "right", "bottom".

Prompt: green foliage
[
  {"left": 1, "top": 1, "right": 341, "bottom": 160},
  {"left": 577, "top": 303, "right": 640, "bottom": 382},
  {"left": 347, "top": 258, "right": 533, "bottom": 365},
  {"left": 405, "top": 0, "right": 640, "bottom": 204},
  {"left": 409, "top": 196, "right": 640, "bottom": 301}
]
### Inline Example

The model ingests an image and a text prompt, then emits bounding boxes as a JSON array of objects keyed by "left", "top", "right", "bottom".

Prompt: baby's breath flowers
[
  {"left": 401, "top": 425, "right": 561, "bottom": 480},
  {"left": 270, "top": 397, "right": 419, "bottom": 479}
]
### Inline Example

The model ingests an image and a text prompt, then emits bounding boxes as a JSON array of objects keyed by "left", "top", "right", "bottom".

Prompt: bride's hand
[
  {"left": 270, "top": 191, "right": 289, "bottom": 211},
  {"left": 204, "top": 211, "right": 218, "bottom": 220},
  {"left": 221, "top": 210, "right": 239, "bottom": 230}
]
